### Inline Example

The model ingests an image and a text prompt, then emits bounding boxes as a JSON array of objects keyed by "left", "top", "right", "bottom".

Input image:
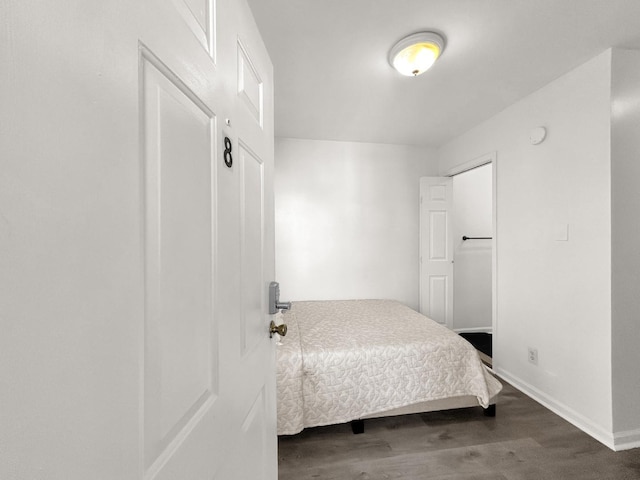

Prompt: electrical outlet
[{"left": 528, "top": 347, "right": 538, "bottom": 365}]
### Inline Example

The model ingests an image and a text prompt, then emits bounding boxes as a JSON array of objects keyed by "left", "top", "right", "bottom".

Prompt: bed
[{"left": 275, "top": 299, "right": 502, "bottom": 436}]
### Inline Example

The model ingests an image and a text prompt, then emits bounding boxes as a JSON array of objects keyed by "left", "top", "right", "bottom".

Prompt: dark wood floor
[{"left": 278, "top": 382, "right": 640, "bottom": 479}]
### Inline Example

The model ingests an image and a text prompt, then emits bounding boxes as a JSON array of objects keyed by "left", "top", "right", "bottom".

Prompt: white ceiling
[{"left": 246, "top": 0, "right": 640, "bottom": 147}]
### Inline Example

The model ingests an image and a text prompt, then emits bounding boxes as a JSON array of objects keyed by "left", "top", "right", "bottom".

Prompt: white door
[
  {"left": 419, "top": 177, "right": 454, "bottom": 328},
  {"left": 214, "top": 3, "right": 278, "bottom": 479},
  {"left": 0, "top": 0, "right": 276, "bottom": 478}
]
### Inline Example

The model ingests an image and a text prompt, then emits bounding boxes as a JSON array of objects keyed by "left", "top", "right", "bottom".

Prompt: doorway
[
  {"left": 452, "top": 163, "right": 493, "bottom": 365},
  {"left": 419, "top": 153, "right": 496, "bottom": 365},
  {"left": 452, "top": 163, "right": 493, "bottom": 332}
]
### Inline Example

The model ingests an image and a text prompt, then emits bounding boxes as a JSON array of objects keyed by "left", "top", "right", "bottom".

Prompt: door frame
[{"left": 442, "top": 151, "right": 497, "bottom": 349}]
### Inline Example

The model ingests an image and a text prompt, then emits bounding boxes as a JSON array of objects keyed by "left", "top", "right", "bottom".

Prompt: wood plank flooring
[{"left": 278, "top": 382, "right": 640, "bottom": 479}]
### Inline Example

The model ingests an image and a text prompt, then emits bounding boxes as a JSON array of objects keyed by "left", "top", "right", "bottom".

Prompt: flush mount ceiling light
[{"left": 389, "top": 32, "right": 445, "bottom": 77}]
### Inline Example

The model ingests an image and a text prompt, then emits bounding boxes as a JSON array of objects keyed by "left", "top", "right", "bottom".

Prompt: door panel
[
  {"left": 238, "top": 40, "right": 264, "bottom": 126},
  {"left": 240, "top": 144, "right": 265, "bottom": 356},
  {"left": 428, "top": 275, "right": 448, "bottom": 323},
  {"left": 172, "top": 0, "right": 216, "bottom": 55},
  {"left": 183, "top": 0, "right": 208, "bottom": 28},
  {"left": 429, "top": 210, "right": 448, "bottom": 260},
  {"left": 141, "top": 50, "right": 219, "bottom": 475},
  {"left": 239, "top": 388, "right": 268, "bottom": 479}
]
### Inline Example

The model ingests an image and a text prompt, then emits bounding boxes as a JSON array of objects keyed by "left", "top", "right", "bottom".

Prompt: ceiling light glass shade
[{"left": 389, "top": 32, "right": 445, "bottom": 76}]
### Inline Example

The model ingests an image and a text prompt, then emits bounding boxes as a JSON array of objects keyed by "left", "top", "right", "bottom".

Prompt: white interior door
[
  {"left": 215, "top": 3, "right": 277, "bottom": 479},
  {"left": 419, "top": 177, "right": 454, "bottom": 328},
  {"left": 0, "top": 0, "right": 276, "bottom": 478}
]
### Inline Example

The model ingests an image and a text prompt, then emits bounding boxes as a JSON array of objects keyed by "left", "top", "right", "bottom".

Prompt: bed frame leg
[
  {"left": 483, "top": 404, "right": 496, "bottom": 417},
  {"left": 351, "top": 419, "right": 365, "bottom": 434}
]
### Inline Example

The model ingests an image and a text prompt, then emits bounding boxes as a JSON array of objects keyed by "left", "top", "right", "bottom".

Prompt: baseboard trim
[
  {"left": 454, "top": 327, "right": 493, "bottom": 334},
  {"left": 495, "top": 368, "right": 616, "bottom": 451},
  {"left": 613, "top": 428, "right": 640, "bottom": 451}
]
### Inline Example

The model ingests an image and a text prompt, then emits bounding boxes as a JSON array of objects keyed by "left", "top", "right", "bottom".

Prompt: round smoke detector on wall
[{"left": 530, "top": 127, "right": 547, "bottom": 145}]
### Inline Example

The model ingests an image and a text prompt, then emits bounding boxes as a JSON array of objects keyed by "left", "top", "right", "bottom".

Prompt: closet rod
[{"left": 462, "top": 236, "right": 492, "bottom": 241}]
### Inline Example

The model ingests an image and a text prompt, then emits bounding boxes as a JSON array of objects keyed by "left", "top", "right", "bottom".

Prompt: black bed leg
[
  {"left": 483, "top": 404, "right": 496, "bottom": 417},
  {"left": 351, "top": 419, "right": 365, "bottom": 434}
]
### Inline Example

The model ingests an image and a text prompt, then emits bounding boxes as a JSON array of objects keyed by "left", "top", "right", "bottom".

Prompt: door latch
[{"left": 269, "top": 281, "right": 291, "bottom": 314}]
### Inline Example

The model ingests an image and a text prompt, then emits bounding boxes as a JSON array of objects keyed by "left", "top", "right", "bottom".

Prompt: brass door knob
[{"left": 269, "top": 320, "right": 287, "bottom": 338}]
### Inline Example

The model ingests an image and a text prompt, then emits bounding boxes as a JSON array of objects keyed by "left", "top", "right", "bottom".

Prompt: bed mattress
[{"left": 276, "top": 299, "right": 502, "bottom": 435}]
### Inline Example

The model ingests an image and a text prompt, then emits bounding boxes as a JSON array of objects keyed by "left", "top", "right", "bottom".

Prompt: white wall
[
  {"left": 275, "top": 138, "right": 437, "bottom": 310},
  {"left": 611, "top": 49, "right": 640, "bottom": 446},
  {"left": 439, "top": 51, "right": 615, "bottom": 444},
  {"left": 452, "top": 164, "right": 493, "bottom": 332}
]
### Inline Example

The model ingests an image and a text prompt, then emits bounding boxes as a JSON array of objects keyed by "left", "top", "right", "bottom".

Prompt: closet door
[{"left": 419, "top": 177, "right": 454, "bottom": 328}]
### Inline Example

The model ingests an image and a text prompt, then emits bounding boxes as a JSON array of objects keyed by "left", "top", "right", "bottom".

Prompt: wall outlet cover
[{"left": 554, "top": 223, "right": 569, "bottom": 241}]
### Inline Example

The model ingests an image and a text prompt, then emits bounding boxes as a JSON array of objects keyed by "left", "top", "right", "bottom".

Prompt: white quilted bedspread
[{"left": 276, "top": 299, "right": 502, "bottom": 435}]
